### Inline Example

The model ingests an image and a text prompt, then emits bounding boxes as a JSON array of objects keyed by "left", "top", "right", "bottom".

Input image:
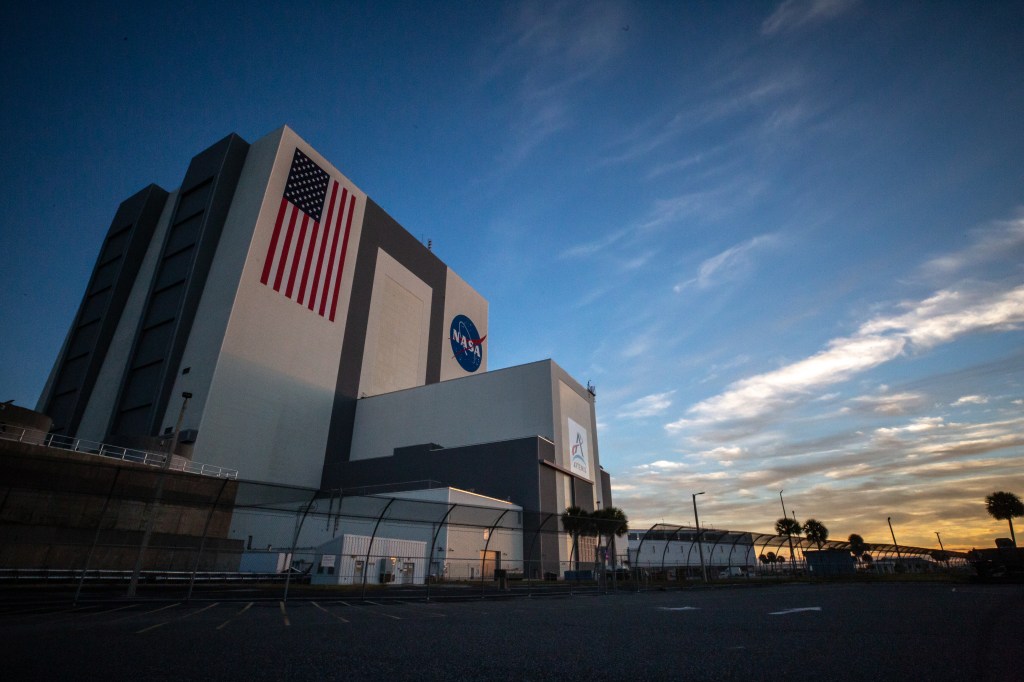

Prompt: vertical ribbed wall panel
[
  {"left": 109, "top": 134, "right": 250, "bottom": 439},
  {"left": 43, "top": 185, "right": 169, "bottom": 435}
]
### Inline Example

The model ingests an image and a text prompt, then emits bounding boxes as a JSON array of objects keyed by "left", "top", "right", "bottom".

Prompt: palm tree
[
  {"left": 985, "top": 491, "right": 1024, "bottom": 546},
  {"left": 561, "top": 506, "right": 592, "bottom": 573},
  {"left": 591, "top": 506, "right": 628, "bottom": 571},
  {"left": 848, "top": 533, "right": 866, "bottom": 564},
  {"left": 803, "top": 519, "right": 829, "bottom": 549},
  {"left": 775, "top": 517, "right": 802, "bottom": 537},
  {"left": 775, "top": 517, "right": 801, "bottom": 570}
]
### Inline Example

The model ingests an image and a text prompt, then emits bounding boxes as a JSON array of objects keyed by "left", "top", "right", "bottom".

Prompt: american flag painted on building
[{"left": 260, "top": 148, "right": 357, "bottom": 321}]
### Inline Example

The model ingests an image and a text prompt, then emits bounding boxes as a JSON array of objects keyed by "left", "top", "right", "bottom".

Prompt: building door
[{"left": 479, "top": 550, "right": 500, "bottom": 579}]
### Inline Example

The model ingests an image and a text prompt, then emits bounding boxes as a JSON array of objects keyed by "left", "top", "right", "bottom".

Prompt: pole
[
  {"left": 692, "top": 492, "right": 707, "bottom": 583},
  {"left": 127, "top": 392, "right": 191, "bottom": 597},
  {"left": 935, "top": 531, "right": 946, "bottom": 567},
  {"left": 780, "top": 491, "right": 795, "bottom": 570},
  {"left": 888, "top": 517, "right": 903, "bottom": 564}
]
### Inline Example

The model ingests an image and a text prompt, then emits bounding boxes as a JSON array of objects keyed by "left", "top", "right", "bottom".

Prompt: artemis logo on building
[
  {"left": 567, "top": 418, "right": 590, "bottom": 479},
  {"left": 449, "top": 314, "right": 485, "bottom": 373}
]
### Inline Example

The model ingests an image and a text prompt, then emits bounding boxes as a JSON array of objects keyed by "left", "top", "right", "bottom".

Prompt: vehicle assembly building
[{"left": 32, "top": 126, "right": 612, "bottom": 577}]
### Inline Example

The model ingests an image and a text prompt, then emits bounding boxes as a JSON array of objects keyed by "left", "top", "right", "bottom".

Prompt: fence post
[
  {"left": 480, "top": 509, "right": 510, "bottom": 597},
  {"left": 426, "top": 504, "right": 457, "bottom": 601},
  {"left": 283, "top": 492, "right": 319, "bottom": 603},
  {"left": 74, "top": 468, "right": 121, "bottom": 605},
  {"left": 186, "top": 477, "right": 231, "bottom": 602},
  {"left": 362, "top": 498, "right": 397, "bottom": 600}
]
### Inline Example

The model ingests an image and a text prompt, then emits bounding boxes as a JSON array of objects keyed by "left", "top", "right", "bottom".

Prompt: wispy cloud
[
  {"left": 670, "top": 334, "right": 905, "bottom": 428},
  {"left": 560, "top": 227, "right": 631, "bottom": 259},
  {"left": 919, "top": 211, "right": 1024, "bottom": 279},
  {"left": 675, "top": 234, "right": 777, "bottom": 293},
  {"left": 859, "top": 286, "right": 1024, "bottom": 350},
  {"left": 668, "top": 282, "right": 1024, "bottom": 431},
  {"left": 874, "top": 416, "right": 946, "bottom": 438},
  {"left": 639, "top": 177, "right": 769, "bottom": 231},
  {"left": 850, "top": 389, "right": 927, "bottom": 415},
  {"left": 761, "top": 0, "right": 858, "bottom": 37},
  {"left": 618, "top": 391, "right": 675, "bottom": 419},
  {"left": 952, "top": 395, "right": 989, "bottom": 407},
  {"left": 486, "top": 1, "right": 628, "bottom": 165}
]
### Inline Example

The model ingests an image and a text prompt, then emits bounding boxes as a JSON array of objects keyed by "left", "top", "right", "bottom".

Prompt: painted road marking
[
  {"left": 280, "top": 601, "right": 290, "bottom": 627},
  {"left": 364, "top": 600, "right": 402, "bottom": 620},
  {"left": 216, "top": 601, "right": 253, "bottom": 630},
  {"left": 658, "top": 607, "right": 700, "bottom": 611},
  {"left": 91, "top": 603, "right": 140, "bottom": 616},
  {"left": 136, "top": 602, "right": 218, "bottom": 630},
  {"left": 341, "top": 600, "right": 401, "bottom": 620},
  {"left": 312, "top": 601, "right": 350, "bottom": 623},
  {"left": 769, "top": 607, "right": 822, "bottom": 615}
]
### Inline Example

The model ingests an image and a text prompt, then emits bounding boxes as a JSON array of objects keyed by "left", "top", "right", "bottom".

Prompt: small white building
[
  {"left": 627, "top": 528, "right": 757, "bottom": 574},
  {"left": 312, "top": 534, "right": 426, "bottom": 586},
  {"left": 232, "top": 486, "right": 523, "bottom": 583}
]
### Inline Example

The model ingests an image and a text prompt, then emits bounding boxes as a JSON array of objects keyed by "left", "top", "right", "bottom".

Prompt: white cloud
[
  {"left": 618, "top": 391, "right": 675, "bottom": 419},
  {"left": 675, "top": 234, "right": 777, "bottom": 293},
  {"left": 761, "top": 0, "right": 858, "bottom": 36},
  {"left": 851, "top": 390, "right": 926, "bottom": 415},
  {"left": 668, "top": 334, "right": 904, "bottom": 429},
  {"left": 667, "top": 282, "right": 1024, "bottom": 431},
  {"left": 952, "top": 395, "right": 989, "bottom": 407},
  {"left": 920, "top": 213, "right": 1024, "bottom": 278},
  {"left": 697, "top": 445, "right": 744, "bottom": 461},
  {"left": 639, "top": 460, "right": 687, "bottom": 471},
  {"left": 859, "top": 286, "right": 1024, "bottom": 350},
  {"left": 560, "top": 227, "right": 631, "bottom": 259},
  {"left": 875, "top": 417, "right": 946, "bottom": 437}
]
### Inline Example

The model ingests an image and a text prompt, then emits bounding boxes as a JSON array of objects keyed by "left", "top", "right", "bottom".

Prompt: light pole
[
  {"left": 887, "top": 516, "right": 903, "bottom": 566},
  {"left": 779, "top": 491, "right": 795, "bottom": 568},
  {"left": 935, "top": 531, "right": 947, "bottom": 567},
  {"left": 692, "top": 492, "right": 707, "bottom": 583}
]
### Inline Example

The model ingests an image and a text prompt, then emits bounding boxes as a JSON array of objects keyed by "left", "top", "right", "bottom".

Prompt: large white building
[{"left": 37, "top": 125, "right": 612, "bottom": 577}]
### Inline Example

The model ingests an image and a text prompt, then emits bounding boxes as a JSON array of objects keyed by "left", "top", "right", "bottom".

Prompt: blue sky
[{"left": 2, "top": 1, "right": 1022, "bottom": 550}]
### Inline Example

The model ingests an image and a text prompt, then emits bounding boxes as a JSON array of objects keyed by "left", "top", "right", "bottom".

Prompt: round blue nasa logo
[{"left": 449, "top": 314, "right": 485, "bottom": 373}]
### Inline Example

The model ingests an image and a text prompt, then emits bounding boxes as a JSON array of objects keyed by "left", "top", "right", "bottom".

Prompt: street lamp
[
  {"left": 692, "top": 492, "right": 707, "bottom": 583},
  {"left": 888, "top": 516, "right": 903, "bottom": 565}
]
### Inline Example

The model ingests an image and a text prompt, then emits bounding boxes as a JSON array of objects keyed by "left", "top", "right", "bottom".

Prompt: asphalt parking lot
[{"left": 2, "top": 582, "right": 1019, "bottom": 680}]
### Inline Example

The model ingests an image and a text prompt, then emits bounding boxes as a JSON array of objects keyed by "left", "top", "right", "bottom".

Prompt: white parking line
[
  {"left": 311, "top": 601, "right": 350, "bottom": 623},
  {"left": 136, "top": 602, "right": 218, "bottom": 634},
  {"left": 769, "top": 607, "right": 822, "bottom": 615},
  {"left": 658, "top": 607, "right": 700, "bottom": 611},
  {"left": 280, "top": 601, "right": 290, "bottom": 627},
  {"left": 216, "top": 601, "right": 253, "bottom": 630},
  {"left": 341, "top": 600, "right": 401, "bottom": 620}
]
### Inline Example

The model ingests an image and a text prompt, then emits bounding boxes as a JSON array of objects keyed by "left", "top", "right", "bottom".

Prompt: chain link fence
[{"left": 0, "top": 441, "right": 971, "bottom": 602}]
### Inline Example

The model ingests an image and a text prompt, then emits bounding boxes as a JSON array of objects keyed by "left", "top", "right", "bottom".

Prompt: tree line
[{"left": 759, "top": 490, "right": 1023, "bottom": 567}]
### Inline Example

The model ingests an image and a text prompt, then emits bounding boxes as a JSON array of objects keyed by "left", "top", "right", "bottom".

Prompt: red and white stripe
[{"left": 260, "top": 180, "right": 356, "bottom": 321}]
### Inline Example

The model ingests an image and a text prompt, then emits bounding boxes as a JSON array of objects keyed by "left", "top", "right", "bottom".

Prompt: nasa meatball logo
[{"left": 449, "top": 314, "right": 485, "bottom": 373}]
